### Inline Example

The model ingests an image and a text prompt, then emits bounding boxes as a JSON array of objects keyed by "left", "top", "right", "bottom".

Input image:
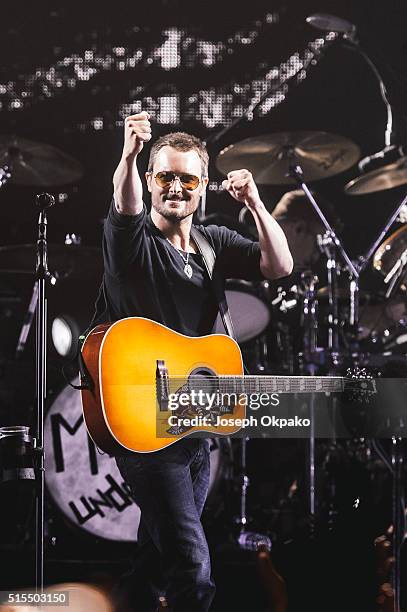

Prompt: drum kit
[
  {"left": 213, "top": 129, "right": 407, "bottom": 380},
  {"left": 210, "top": 129, "right": 407, "bottom": 563}
]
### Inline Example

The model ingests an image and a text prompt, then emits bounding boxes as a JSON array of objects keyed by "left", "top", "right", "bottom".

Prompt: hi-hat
[
  {"left": 216, "top": 131, "right": 360, "bottom": 185},
  {"left": 345, "top": 156, "right": 407, "bottom": 195},
  {"left": 0, "top": 136, "right": 83, "bottom": 186}
]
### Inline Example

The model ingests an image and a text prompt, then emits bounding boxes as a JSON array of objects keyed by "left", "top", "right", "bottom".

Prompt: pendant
[{"left": 184, "top": 263, "right": 193, "bottom": 279}]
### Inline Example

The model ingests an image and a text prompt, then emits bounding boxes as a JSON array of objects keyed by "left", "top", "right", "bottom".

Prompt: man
[{"left": 104, "top": 111, "right": 293, "bottom": 611}]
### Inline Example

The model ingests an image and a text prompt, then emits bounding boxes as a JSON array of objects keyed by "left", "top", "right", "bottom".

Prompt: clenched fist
[
  {"left": 222, "top": 169, "right": 261, "bottom": 209},
  {"left": 122, "top": 111, "right": 152, "bottom": 158}
]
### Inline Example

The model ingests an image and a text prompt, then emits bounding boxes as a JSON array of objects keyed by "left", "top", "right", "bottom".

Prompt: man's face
[{"left": 146, "top": 146, "right": 207, "bottom": 221}]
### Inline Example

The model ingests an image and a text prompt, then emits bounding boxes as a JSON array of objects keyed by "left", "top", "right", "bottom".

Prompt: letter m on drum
[{"left": 51, "top": 413, "right": 98, "bottom": 475}]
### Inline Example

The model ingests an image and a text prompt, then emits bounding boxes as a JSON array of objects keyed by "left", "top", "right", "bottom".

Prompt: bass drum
[{"left": 44, "top": 380, "right": 230, "bottom": 542}]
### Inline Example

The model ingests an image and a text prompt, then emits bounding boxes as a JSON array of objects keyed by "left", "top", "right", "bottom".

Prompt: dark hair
[
  {"left": 148, "top": 132, "right": 209, "bottom": 176},
  {"left": 274, "top": 192, "right": 343, "bottom": 234}
]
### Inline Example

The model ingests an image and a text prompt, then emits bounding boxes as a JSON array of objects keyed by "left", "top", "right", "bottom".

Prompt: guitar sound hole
[{"left": 188, "top": 367, "right": 217, "bottom": 397}]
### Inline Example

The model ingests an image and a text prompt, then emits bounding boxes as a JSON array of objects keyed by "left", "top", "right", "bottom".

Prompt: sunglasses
[{"left": 153, "top": 171, "right": 201, "bottom": 191}]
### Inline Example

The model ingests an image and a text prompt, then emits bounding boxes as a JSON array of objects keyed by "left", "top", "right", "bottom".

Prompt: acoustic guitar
[{"left": 80, "top": 317, "right": 374, "bottom": 453}]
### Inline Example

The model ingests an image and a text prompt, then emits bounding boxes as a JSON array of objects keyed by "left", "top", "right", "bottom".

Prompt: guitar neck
[{"left": 217, "top": 375, "right": 345, "bottom": 395}]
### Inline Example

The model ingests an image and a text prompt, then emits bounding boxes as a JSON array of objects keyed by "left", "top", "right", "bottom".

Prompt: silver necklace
[{"left": 166, "top": 238, "right": 193, "bottom": 279}]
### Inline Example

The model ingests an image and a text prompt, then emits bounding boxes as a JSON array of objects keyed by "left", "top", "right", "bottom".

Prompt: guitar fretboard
[{"left": 182, "top": 375, "right": 346, "bottom": 395}]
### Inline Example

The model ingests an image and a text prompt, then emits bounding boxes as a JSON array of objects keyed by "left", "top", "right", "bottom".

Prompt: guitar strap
[{"left": 190, "top": 226, "right": 236, "bottom": 339}]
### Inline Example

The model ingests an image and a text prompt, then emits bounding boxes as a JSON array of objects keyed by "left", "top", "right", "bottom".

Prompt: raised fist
[{"left": 122, "top": 111, "right": 152, "bottom": 158}]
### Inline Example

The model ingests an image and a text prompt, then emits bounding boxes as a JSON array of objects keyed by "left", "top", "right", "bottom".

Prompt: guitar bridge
[{"left": 156, "top": 360, "right": 170, "bottom": 412}]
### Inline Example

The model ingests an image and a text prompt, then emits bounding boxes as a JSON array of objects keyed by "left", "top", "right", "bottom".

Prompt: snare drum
[{"left": 45, "top": 381, "right": 229, "bottom": 542}]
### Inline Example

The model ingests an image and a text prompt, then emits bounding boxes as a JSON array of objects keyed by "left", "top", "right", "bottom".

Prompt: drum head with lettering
[
  {"left": 45, "top": 380, "right": 222, "bottom": 542},
  {"left": 45, "top": 381, "right": 140, "bottom": 542}
]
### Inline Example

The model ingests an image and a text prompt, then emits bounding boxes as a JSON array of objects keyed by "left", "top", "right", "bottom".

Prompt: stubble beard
[{"left": 152, "top": 194, "right": 198, "bottom": 221}]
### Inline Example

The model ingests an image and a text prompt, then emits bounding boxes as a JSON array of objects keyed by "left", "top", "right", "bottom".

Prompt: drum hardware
[
  {"left": 288, "top": 160, "right": 399, "bottom": 365},
  {"left": 271, "top": 285, "right": 298, "bottom": 313},
  {"left": 0, "top": 136, "right": 83, "bottom": 187},
  {"left": 383, "top": 248, "right": 407, "bottom": 298},
  {"left": 390, "top": 437, "right": 404, "bottom": 610},
  {"left": 344, "top": 189, "right": 407, "bottom": 359},
  {"left": 374, "top": 225, "right": 407, "bottom": 296},
  {"left": 317, "top": 232, "right": 341, "bottom": 365},
  {"left": 297, "top": 272, "right": 319, "bottom": 523},
  {"left": 299, "top": 271, "right": 320, "bottom": 368}
]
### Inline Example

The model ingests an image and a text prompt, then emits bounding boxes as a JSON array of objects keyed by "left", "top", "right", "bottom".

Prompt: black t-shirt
[{"left": 98, "top": 201, "right": 264, "bottom": 336}]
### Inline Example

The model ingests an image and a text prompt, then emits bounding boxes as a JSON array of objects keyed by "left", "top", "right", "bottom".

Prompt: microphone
[
  {"left": 306, "top": 13, "right": 357, "bottom": 42},
  {"left": 36, "top": 192, "right": 55, "bottom": 209}
]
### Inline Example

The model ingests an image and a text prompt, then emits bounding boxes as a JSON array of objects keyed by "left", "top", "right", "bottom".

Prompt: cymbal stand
[
  {"left": 289, "top": 163, "right": 358, "bottom": 280},
  {"left": 317, "top": 232, "right": 341, "bottom": 368},
  {"left": 289, "top": 162, "right": 361, "bottom": 352},
  {"left": 391, "top": 436, "right": 404, "bottom": 612},
  {"left": 384, "top": 248, "right": 407, "bottom": 298},
  {"left": 299, "top": 272, "right": 319, "bottom": 522}
]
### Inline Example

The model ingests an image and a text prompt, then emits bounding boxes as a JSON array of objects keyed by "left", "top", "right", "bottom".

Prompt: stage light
[{"left": 51, "top": 315, "right": 80, "bottom": 359}]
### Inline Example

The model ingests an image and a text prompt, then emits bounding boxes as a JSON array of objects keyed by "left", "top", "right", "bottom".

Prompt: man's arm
[
  {"left": 222, "top": 170, "right": 294, "bottom": 279},
  {"left": 112, "top": 111, "right": 152, "bottom": 215}
]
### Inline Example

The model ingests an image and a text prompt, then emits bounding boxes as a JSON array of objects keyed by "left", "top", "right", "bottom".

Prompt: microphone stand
[{"left": 33, "top": 193, "right": 54, "bottom": 591}]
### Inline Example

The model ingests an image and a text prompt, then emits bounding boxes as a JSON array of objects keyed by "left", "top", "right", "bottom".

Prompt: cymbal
[
  {"left": 0, "top": 136, "right": 83, "bottom": 186},
  {"left": 216, "top": 132, "right": 360, "bottom": 185},
  {"left": 345, "top": 156, "right": 407, "bottom": 195},
  {"left": 0, "top": 244, "right": 102, "bottom": 280}
]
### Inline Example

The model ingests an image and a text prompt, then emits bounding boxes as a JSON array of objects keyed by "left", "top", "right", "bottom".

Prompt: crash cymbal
[
  {"left": 0, "top": 244, "right": 102, "bottom": 280},
  {"left": 345, "top": 156, "right": 407, "bottom": 195},
  {"left": 216, "top": 132, "right": 360, "bottom": 185},
  {"left": 0, "top": 136, "right": 83, "bottom": 186}
]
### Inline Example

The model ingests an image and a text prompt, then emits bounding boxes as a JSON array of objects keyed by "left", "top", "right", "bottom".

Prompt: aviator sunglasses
[{"left": 152, "top": 171, "right": 201, "bottom": 191}]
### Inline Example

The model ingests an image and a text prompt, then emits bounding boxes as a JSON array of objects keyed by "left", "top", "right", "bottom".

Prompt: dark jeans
[{"left": 115, "top": 438, "right": 215, "bottom": 612}]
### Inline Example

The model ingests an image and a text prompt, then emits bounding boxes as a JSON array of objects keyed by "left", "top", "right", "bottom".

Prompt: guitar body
[{"left": 81, "top": 317, "right": 244, "bottom": 453}]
